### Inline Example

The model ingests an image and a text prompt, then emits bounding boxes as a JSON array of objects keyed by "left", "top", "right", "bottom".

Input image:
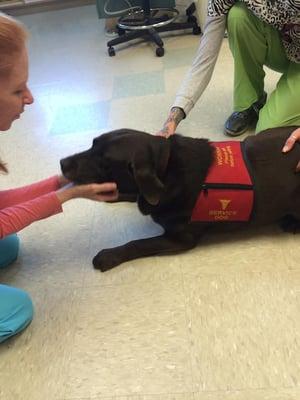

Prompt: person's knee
[
  {"left": 227, "top": 2, "right": 251, "bottom": 28},
  {"left": 0, "top": 234, "right": 20, "bottom": 269},
  {"left": 0, "top": 285, "right": 34, "bottom": 343}
]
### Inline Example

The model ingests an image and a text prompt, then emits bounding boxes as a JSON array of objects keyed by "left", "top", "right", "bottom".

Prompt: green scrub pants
[
  {"left": 0, "top": 235, "right": 34, "bottom": 343},
  {"left": 227, "top": 2, "right": 300, "bottom": 132}
]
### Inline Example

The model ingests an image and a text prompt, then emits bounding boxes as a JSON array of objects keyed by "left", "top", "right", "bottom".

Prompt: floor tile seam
[
  {"left": 82, "top": 204, "right": 100, "bottom": 287},
  {"left": 180, "top": 267, "right": 298, "bottom": 279},
  {"left": 80, "top": 277, "right": 182, "bottom": 290},
  {"left": 193, "top": 384, "right": 300, "bottom": 394},
  {"left": 63, "top": 390, "right": 196, "bottom": 400},
  {"left": 179, "top": 260, "right": 197, "bottom": 393},
  {"left": 62, "top": 283, "right": 86, "bottom": 399},
  {"left": 195, "top": 385, "right": 300, "bottom": 394},
  {"left": 62, "top": 384, "right": 300, "bottom": 399},
  {"left": 79, "top": 266, "right": 300, "bottom": 289},
  {"left": 288, "top": 266, "right": 300, "bottom": 272}
]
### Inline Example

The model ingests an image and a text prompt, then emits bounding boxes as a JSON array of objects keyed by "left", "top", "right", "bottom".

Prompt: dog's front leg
[{"left": 93, "top": 233, "right": 197, "bottom": 272}]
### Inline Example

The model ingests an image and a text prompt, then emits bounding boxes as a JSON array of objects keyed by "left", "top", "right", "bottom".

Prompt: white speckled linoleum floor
[{"left": 0, "top": 4, "right": 299, "bottom": 400}]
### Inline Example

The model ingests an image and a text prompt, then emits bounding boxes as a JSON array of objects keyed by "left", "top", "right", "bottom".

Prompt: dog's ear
[{"left": 131, "top": 137, "right": 170, "bottom": 206}]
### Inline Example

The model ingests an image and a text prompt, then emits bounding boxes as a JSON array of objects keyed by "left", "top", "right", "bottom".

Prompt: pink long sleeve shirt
[{"left": 0, "top": 176, "right": 63, "bottom": 239}]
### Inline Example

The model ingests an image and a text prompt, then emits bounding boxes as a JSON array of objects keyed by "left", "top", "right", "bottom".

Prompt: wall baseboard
[{"left": 0, "top": 0, "right": 96, "bottom": 16}]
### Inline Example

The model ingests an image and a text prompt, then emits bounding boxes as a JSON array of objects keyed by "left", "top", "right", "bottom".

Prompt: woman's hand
[
  {"left": 282, "top": 127, "right": 300, "bottom": 172},
  {"left": 56, "top": 182, "right": 118, "bottom": 204},
  {"left": 57, "top": 174, "right": 70, "bottom": 188}
]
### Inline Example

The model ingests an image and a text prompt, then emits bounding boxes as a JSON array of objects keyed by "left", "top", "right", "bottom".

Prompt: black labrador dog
[{"left": 60, "top": 126, "right": 300, "bottom": 272}]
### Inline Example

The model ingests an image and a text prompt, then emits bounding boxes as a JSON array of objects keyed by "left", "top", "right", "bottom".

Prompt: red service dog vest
[{"left": 191, "top": 141, "right": 254, "bottom": 222}]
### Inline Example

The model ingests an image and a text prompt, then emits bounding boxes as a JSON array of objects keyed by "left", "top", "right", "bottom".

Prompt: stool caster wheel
[
  {"left": 156, "top": 47, "right": 164, "bottom": 57},
  {"left": 108, "top": 47, "right": 115, "bottom": 57},
  {"left": 193, "top": 26, "right": 201, "bottom": 35}
]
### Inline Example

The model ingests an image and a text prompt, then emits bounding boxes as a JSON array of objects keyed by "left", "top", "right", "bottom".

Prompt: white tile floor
[{"left": 0, "top": 4, "right": 299, "bottom": 400}]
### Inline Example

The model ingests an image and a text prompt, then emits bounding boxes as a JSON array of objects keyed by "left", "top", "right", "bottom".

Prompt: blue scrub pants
[{"left": 0, "top": 235, "right": 34, "bottom": 343}]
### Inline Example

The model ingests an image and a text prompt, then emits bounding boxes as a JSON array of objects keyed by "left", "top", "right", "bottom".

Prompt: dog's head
[{"left": 60, "top": 129, "right": 171, "bottom": 205}]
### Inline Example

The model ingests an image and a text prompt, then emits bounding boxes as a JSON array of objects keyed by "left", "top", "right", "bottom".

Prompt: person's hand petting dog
[
  {"left": 156, "top": 107, "right": 185, "bottom": 138},
  {"left": 282, "top": 127, "right": 300, "bottom": 172},
  {"left": 56, "top": 175, "right": 118, "bottom": 204}
]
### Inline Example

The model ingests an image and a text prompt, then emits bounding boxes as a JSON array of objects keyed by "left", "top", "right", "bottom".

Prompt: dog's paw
[{"left": 93, "top": 249, "right": 123, "bottom": 272}]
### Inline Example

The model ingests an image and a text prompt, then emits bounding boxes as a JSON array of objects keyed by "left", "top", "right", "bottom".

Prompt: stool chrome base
[{"left": 118, "top": 8, "right": 179, "bottom": 30}]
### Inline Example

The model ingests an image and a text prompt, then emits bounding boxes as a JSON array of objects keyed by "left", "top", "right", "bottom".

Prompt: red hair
[
  {"left": 0, "top": 13, "right": 28, "bottom": 76},
  {"left": 0, "top": 13, "right": 28, "bottom": 173}
]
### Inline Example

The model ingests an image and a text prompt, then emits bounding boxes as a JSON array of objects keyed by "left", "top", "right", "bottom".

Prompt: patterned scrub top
[{"left": 208, "top": 0, "right": 300, "bottom": 63}]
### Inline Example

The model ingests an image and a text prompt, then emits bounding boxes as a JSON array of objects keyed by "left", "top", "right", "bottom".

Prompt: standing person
[
  {"left": 0, "top": 13, "right": 118, "bottom": 343},
  {"left": 159, "top": 0, "right": 300, "bottom": 137}
]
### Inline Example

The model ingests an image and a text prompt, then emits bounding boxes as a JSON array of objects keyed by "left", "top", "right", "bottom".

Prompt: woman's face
[{"left": 0, "top": 48, "right": 34, "bottom": 131}]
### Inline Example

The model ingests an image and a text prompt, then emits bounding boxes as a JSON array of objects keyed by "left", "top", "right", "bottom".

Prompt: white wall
[{"left": 175, "top": 0, "right": 207, "bottom": 31}]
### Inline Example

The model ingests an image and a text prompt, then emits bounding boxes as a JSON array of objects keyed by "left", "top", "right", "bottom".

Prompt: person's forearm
[
  {"left": 171, "top": 107, "right": 185, "bottom": 122},
  {"left": 173, "top": 15, "right": 226, "bottom": 116},
  {"left": 0, "top": 175, "right": 61, "bottom": 209},
  {"left": 165, "top": 107, "right": 185, "bottom": 127},
  {"left": 0, "top": 192, "right": 62, "bottom": 239}
]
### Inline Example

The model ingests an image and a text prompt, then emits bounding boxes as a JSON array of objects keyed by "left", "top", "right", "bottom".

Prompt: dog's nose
[{"left": 60, "top": 157, "right": 76, "bottom": 173}]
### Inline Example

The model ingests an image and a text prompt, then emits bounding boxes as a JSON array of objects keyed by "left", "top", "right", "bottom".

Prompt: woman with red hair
[{"left": 0, "top": 13, "right": 118, "bottom": 343}]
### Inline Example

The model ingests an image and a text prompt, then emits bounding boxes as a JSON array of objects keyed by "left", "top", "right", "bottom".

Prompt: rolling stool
[{"left": 107, "top": 1, "right": 201, "bottom": 57}]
